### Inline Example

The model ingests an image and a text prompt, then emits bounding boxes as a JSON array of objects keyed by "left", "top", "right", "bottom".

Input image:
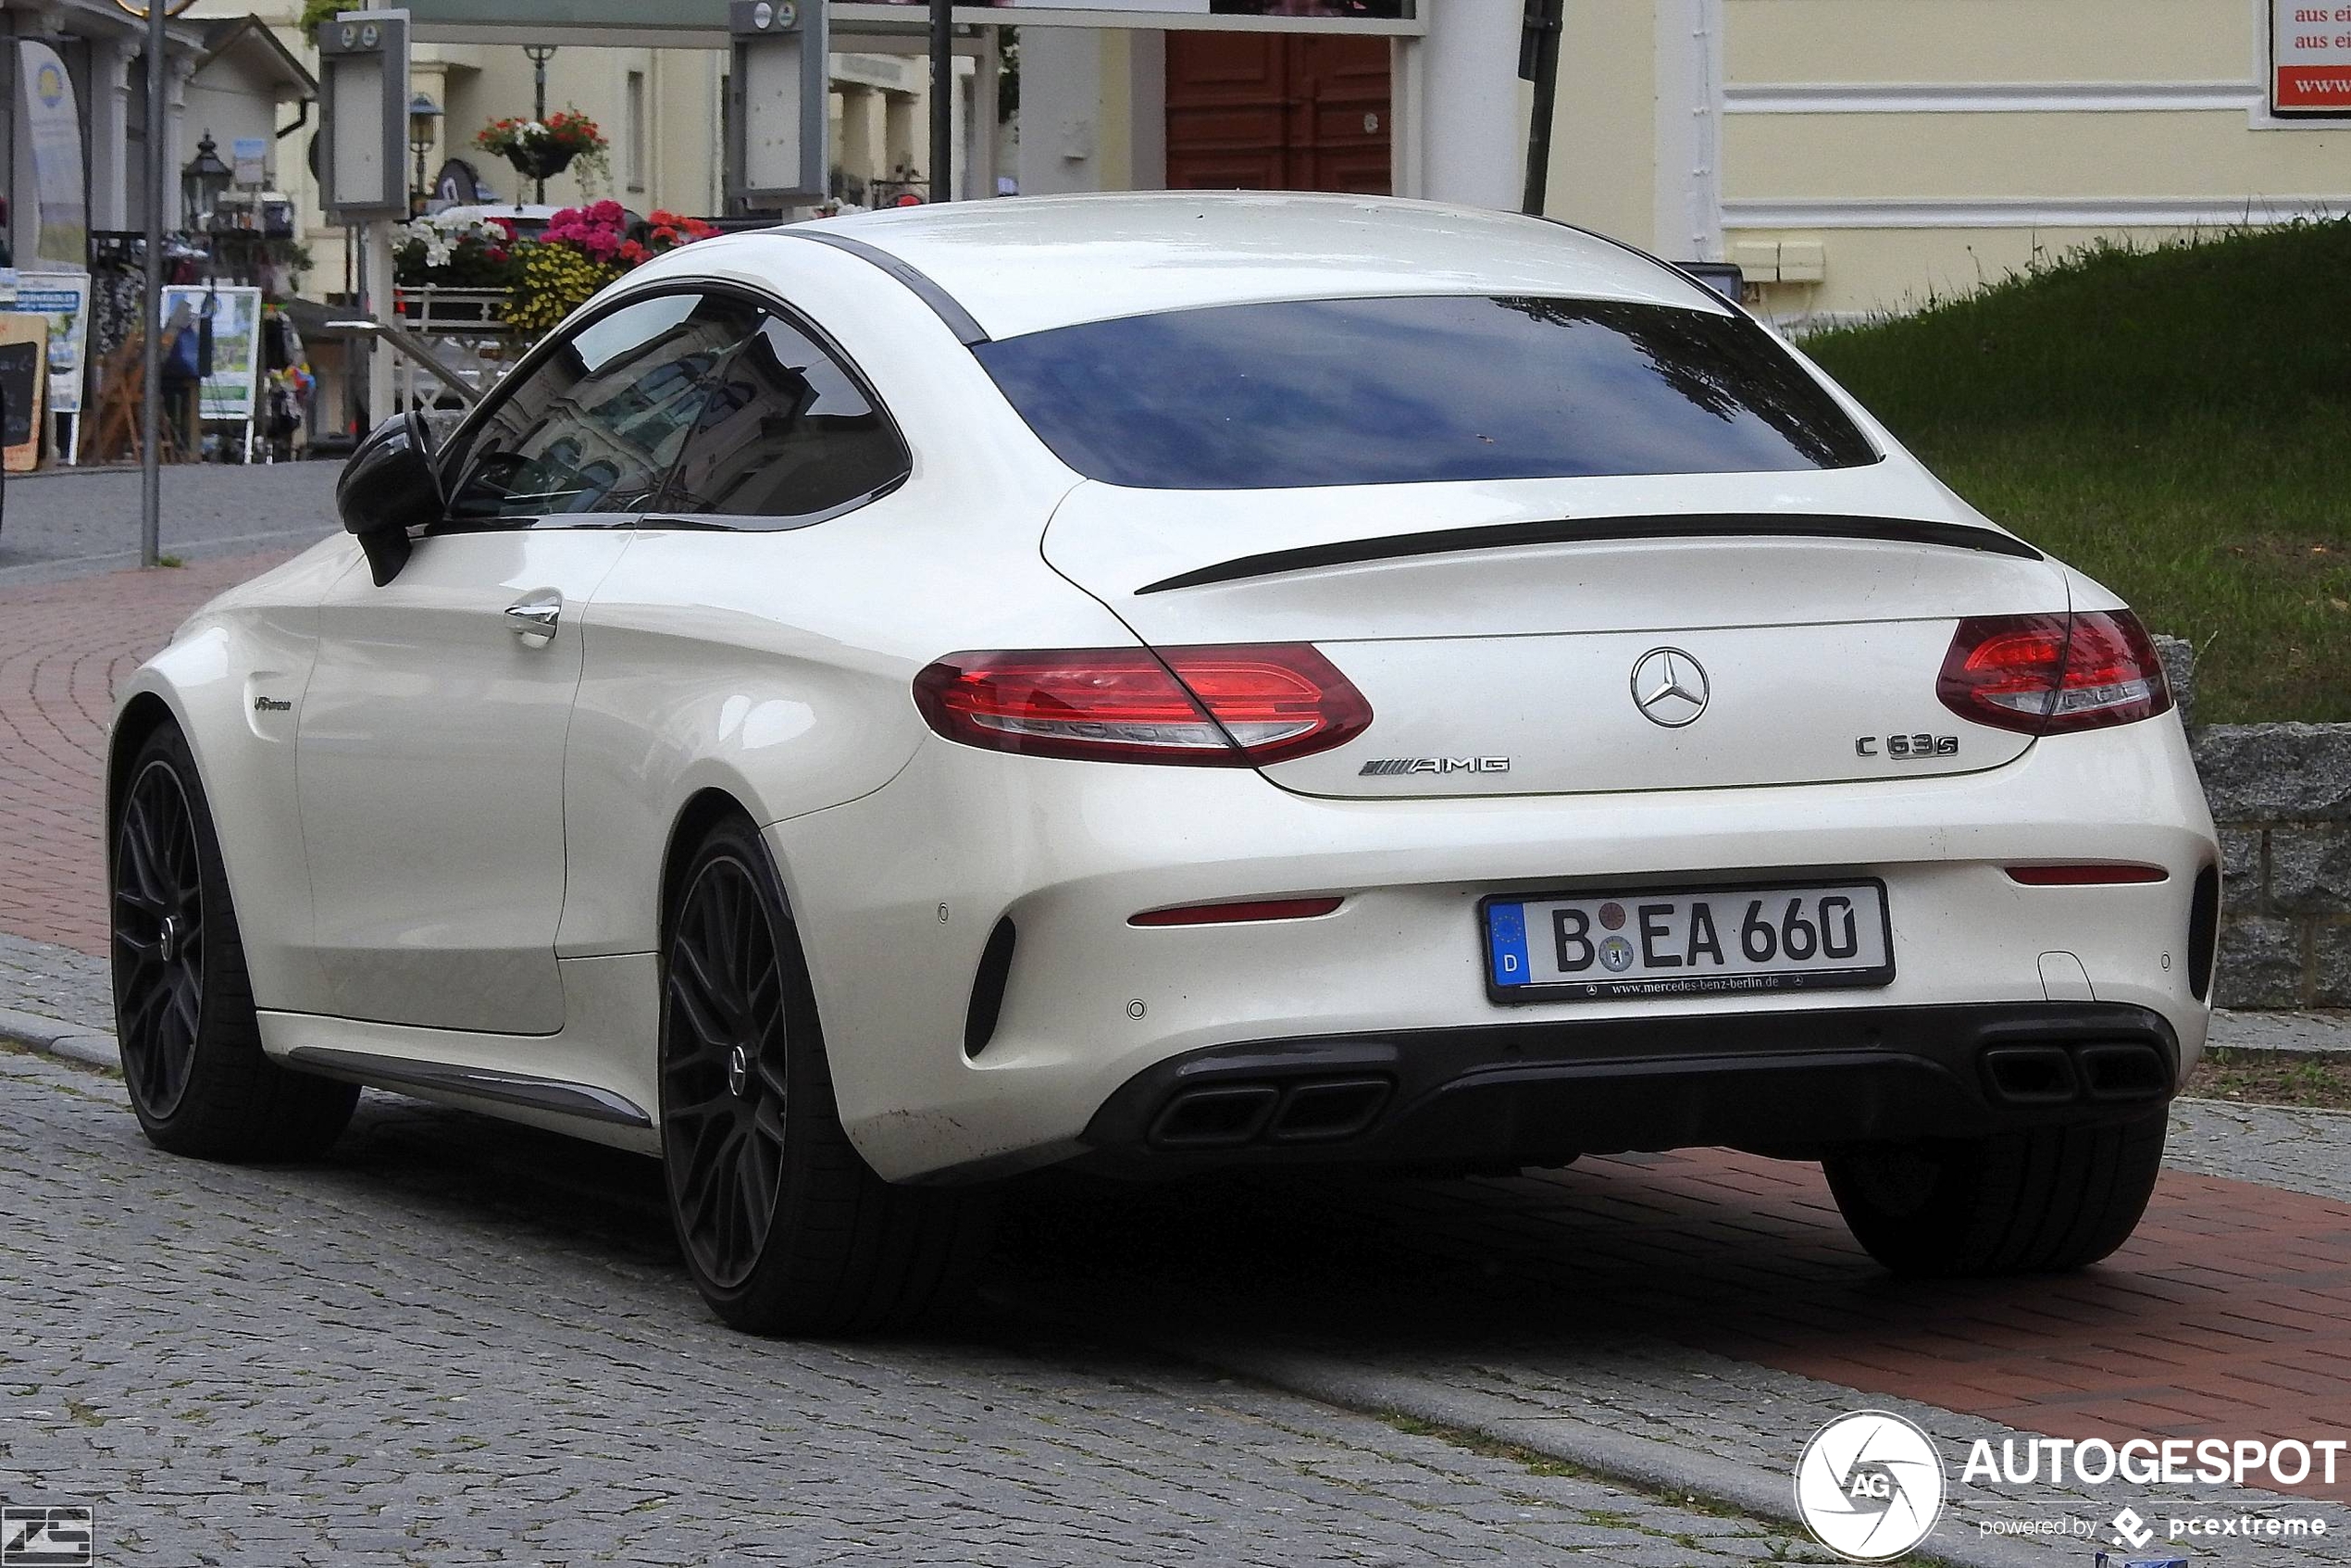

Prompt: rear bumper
[
  {"left": 770, "top": 718, "right": 2215, "bottom": 1184},
  {"left": 1076, "top": 1002, "right": 2179, "bottom": 1176}
]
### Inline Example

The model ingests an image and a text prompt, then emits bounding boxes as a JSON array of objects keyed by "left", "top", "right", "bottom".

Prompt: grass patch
[
  {"left": 2187, "top": 1048, "right": 2351, "bottom": 1110},
  {"left": 1804, "top": 222, "right": 2351, "bottom": 723}
]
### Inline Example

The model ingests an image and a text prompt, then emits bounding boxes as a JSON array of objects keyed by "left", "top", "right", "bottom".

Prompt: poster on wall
[
  {"left": 2272, "top": 0, "right": 2351, "bottom": 116},
  {"left": 0, "top": 313, "right": 51, "bottom": 474},
  {"left": 16, "top": 43, "right": 88, "bottom": 268},
  {"left": 159, "top": 285, "right": 266, "bottom": 425},
  {"left": 11, "top": 272, "right": 93, "bottom": 418}
]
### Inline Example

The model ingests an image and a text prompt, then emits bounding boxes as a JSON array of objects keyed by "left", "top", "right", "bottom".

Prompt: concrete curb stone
[
  {"left": 1159, "top": 1341, "right": 2061, "bottom": 1568},
  {"left": 0, "top": 1004, "right": 120, "bottom": 1073}
]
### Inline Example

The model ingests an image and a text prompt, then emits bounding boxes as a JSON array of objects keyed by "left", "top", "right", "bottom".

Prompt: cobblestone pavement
[
  {"left": 2169, "top": 1097, "right": 2351, "bottom": 1201},
  {"left": 0, "top": 462, "right": 337, "bottom": 588},
  {"left": 0, "top": 1046, "right": 1833, "bottom": 1568},
  {"left": 0, "top": 932, "right": 108, "bottom": 1027}
]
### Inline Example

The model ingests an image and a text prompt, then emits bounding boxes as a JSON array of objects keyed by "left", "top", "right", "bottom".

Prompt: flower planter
[{"left": 502, "top": 143, "right": 578, "bottom": 183}]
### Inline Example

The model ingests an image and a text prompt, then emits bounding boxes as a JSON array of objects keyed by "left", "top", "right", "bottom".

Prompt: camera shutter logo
[
  {"left": 1, "top": 1507, "right": 93, "bottom": 1568},
  {"left": 1793, "top": 1412, "right": 1945, "bottom": 1562}
]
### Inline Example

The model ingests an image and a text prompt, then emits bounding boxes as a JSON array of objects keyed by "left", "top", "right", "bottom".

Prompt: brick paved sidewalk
[{"left": 0, "top": 550, "right": 306, "bottom": 955}]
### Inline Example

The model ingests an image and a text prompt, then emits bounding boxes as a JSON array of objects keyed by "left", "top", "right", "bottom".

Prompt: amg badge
[{"left": 1359, "top": 757, "right": 1511, "bottom": 777}]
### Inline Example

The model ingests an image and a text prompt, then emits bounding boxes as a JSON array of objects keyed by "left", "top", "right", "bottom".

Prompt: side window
[
  {"left": 443, "top": 292, "right": 758, "bottom": 526},
  {"left": 653, "top": 312, "right": 910, "bottom": 526}
]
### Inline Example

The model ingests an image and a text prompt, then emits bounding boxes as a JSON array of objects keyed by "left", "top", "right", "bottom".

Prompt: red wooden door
[{"left": 1164, "top": 32, "right": 1392, "bottom": 195}]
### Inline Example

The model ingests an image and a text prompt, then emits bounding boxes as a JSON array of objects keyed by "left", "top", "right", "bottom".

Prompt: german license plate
[{"left": 1482, "top": 880, "right": 1894, "bottom": 1002}]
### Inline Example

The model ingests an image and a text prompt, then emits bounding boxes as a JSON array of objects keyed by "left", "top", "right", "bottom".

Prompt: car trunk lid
[{"left": 1040, "top": 470, "right": 2070, "bottom": 798}]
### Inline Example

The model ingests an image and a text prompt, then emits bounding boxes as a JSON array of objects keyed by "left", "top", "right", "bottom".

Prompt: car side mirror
[{"left": 338, "top": 411, "right": 443, "bottom": 586}]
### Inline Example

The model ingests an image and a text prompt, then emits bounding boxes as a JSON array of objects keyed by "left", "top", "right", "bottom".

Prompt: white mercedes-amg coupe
[{"left": 108, "top": 193, "right": 2218, "bottom": 1335}]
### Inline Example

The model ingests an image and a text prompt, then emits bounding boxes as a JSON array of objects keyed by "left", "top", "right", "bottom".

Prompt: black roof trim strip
[
  {"left": 785, "top": 230, "right": 991, "bottom": 346},
  {"left": 1134, "top": 514, "right": 2044, "bottom": 595}
]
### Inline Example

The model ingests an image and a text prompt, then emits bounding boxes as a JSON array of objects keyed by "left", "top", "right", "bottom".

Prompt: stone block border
[{"left": 2162, "top": 639, "right": 2351, "bottom": 1009}]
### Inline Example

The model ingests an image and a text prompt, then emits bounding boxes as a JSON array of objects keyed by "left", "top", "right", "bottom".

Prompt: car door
[
  {"left": 296, "top": 290, "right": 757, "bottom": 1035},
  {"left": 554, "top": 303, "right": 921, "bottom": 959}
]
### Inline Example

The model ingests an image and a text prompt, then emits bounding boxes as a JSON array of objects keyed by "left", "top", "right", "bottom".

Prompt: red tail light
[
  {"left": 1937, "top": 610, "right": 2172, "bottom": 735},
  {"left": 913, "top": 644, "right": 1372, "bottom": 766}
]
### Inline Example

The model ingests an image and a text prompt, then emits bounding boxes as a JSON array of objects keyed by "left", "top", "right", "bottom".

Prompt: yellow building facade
[{"left": 1027, "top": 0, "right": 2351, "bottom": 319}]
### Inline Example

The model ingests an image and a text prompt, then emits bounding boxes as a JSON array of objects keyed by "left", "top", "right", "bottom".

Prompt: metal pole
[
  {"left": 928, "top": 0, "right": 952, "bottom": 202},
  {"left": 525, "top": 45, "right": 556, "bottom": 204},
  {"left": 140, "top": 0, "right": 168, "bottom": 567},
  {"left": 1519, "top": 0, "right": 1564, "bottom": 218}
]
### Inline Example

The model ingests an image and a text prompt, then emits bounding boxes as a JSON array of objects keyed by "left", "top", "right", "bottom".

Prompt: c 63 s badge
[
  {"left": 1359, "top": 757, "right": 1511, "bottom": 777},
  {"left": 1857, "top": 733, "right": 1959, "bottom": 760}
]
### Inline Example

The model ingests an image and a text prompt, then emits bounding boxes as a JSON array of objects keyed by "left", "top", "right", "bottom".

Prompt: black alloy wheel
[
  {"left": 657, "top": 814, "right": 991, "bottom": 1336},
  {"left": 662, "top": 850, "right": 791, "bottom": 1290},
  {"left": 113, "top": 756, "right": 206, "bottom": 1118},
  {"left": 106, "top": 720, "right": 357, "bottom": 1160}
]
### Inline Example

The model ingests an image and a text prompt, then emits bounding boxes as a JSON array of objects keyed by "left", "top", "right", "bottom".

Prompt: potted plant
[
  {"left": 392, "top": 213, "right": 523, "bottom": 291},
  {"left": 475, "top": 110, "right": 608, "bottom": 187}
]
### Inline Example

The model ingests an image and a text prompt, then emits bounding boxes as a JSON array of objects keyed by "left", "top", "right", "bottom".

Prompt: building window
[{"left": 626, "top": 69, "right": 647, "bottom": 192}]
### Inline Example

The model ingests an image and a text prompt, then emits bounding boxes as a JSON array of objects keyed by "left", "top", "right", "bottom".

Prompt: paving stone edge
[
  {"left": 1151, "top": 1339, "right": 2052, "bottom": 1568},
  {"left": 0, "top": 1005, "right": 119, "bottom": 1073}
]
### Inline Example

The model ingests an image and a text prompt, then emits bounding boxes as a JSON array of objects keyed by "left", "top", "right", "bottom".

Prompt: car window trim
[{"left": 641, "top": 471, "right": 912, "bottom": 536}]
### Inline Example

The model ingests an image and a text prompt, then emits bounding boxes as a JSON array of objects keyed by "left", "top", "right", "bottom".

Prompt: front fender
[{"left": 107, "top": 541, "right": 357, "bottom": 1013}]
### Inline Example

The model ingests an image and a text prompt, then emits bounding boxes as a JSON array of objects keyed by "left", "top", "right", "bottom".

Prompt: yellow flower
[{"left": 507, "top": 243, "right": 621, "bottom": 337}]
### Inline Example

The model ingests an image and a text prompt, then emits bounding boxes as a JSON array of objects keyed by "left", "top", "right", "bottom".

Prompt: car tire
[
  {"left": 1822, "top": 1112, "right": 2167, "bottom": 1277},
  {"left": 659, "top": 813, "right": 990, "bottom": 1337},
  {"left": 110, "top": 722, "right": 360, "bottom": 1161}
]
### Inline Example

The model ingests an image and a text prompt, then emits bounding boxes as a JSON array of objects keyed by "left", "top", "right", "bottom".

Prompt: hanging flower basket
[
  {"left": 475, "top": 111, "right": 607, "bottom": 191},
  {"left": 502, "top": 143, "right": 577, "bottom": 182}
]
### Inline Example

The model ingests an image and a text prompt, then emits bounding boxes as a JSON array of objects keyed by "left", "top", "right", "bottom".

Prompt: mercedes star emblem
[{"left": 1631, "top": 648, "right": 1710, "bottom": 728}]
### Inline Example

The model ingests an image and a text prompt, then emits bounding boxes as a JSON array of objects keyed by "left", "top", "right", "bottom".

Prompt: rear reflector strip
[
  {"left": 2006, "top": 865, "right": 2170, "bottom": 886},
  {"left": 1130, "top": 897, "right": 1344, "bottom": 927}
]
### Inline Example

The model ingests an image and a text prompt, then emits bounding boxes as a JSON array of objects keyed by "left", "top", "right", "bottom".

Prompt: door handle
[{"left": 504, "top": 591, "right": 561, "bottom": 647}]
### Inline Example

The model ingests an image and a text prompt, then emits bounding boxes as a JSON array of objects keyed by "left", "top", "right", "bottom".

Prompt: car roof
[{"left": 784, "top": 192, "right": 1726, "bottom": 341}]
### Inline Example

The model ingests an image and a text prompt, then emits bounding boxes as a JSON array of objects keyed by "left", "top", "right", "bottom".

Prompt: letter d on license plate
[{"left": 1482, "top": 880, "right": 1894, "bottom": 1002}]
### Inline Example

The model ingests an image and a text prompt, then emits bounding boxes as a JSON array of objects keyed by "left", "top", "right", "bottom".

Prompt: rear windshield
[{"left": 974, "top": 293, "right": 1879, "bottom": 491}]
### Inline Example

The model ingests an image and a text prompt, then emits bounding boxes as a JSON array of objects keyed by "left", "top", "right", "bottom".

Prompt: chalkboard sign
[
  {"left": 0, "top": 341, "right": 36, "bottom": 446},
  {"left": 0, "top": 312, "right": 49, "bottom": 472}
]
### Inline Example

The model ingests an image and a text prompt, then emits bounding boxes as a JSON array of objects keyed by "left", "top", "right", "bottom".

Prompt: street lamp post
[
  {"left": 522, "top": 45, "right": 557, "bottom": 202},
  {"left": 407, "top": 93, "right": 442, "bottom": 215},
  {"left": 180, "top": 130, "right": 231, "bottom": 244}
]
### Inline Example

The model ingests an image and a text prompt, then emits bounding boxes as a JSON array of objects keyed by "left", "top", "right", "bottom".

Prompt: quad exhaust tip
[
  {"left": 1981, "top": 1040, "right": 2169, "bottom": 1106},
  {"left": 1147, "top": 1076, "right": 1394, "bottom": 1150}
]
